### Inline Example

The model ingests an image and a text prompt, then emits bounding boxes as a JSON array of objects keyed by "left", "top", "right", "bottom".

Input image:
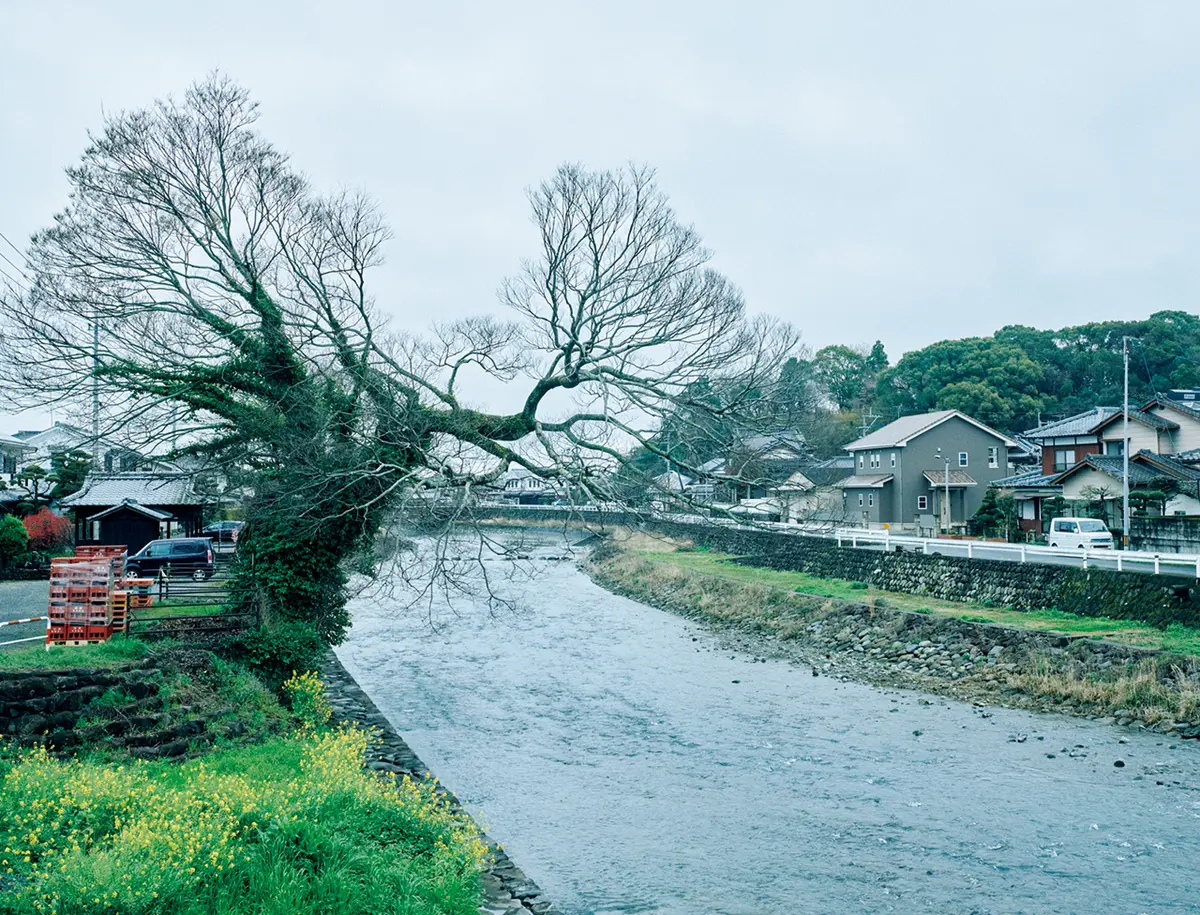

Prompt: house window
[
  {"left": 868, "top": 493, "right": 874, "bottom": 507},
  {"left": 858, "top": 455, "right": 864, "bottom": 469},
  {"left": 988, "top": 447, "right": 999, "bottom": 468},
  {"left": 1054, "top": 449, "right": 1075, "bottom": 472},
  {"left": 890, "top": 454, "right": 896, "bottom": 468},
  {"left": 917, "top": 495, "right": 928, "bottom": 511},
  {"left": 858, "top": 494, "right": 864, "bottom": 507},
  {"left": 958, "top": 452, "right": 968, "bottom": 467},
  {"left": 1107, "top": 441, "right": 1124, "bottom": 457}
]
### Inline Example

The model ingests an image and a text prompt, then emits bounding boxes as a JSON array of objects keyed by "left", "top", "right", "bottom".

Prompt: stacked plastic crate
[{"left": 46, "top": 546, "right": 128, "bottom": 646}]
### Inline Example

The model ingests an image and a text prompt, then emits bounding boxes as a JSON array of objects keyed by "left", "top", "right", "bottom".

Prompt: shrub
[
  {"left": 0, "top": 514, "right": 29, "bottom": 568},
  {"left": 849, "top": 581, "right": 869, "bottom": 590},
  {"left": 229, "top": 622, "right": 325, "bottom": 690},
  {"left": 282, "top": 670, "right": 333, "bottom": 729},
  {"left": 22, "top": 507, "right": 73, "bottom": 551}
]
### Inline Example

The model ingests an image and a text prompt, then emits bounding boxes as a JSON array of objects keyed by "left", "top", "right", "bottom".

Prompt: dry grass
[
  {"left": 1011, "top": 657, "right": 1200, "bottom": 723},
  {"left": 589, "top": 543, "right": 1200, "bottom": 727}
]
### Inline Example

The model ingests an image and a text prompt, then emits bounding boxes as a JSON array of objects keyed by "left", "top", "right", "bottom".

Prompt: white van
[{"left": 1047, "top": 517, "right": 1114, "bottom": 550}]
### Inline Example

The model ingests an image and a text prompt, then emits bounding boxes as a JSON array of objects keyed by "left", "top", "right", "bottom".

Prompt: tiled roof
[
  {"left": 1073, "top": 456, "right": 1164, "bottom": 486},
  {"left": 61, "top": 472, "right": 200, "bottom": 507},
  {"left": 1133, "top": 450, "right": 1200, "bottom": 481},
  {"left": 921, "top": 470, "right": 978, "bottom": 488},
  {"left": 90, "top": 500, "right": 175, "bottom": 521},
  {"left": 1055, "top": 451, "right": 1200, "bottom": 486},
  {"left": 1176, "top": 448, "right": 1200, "bottom": 464},
  {"left": 801, "top": 456, "right": 855, "bottom": 486},
  {"left": 1090, "top": 409, "right": 1178, "bottom": 433},
  {"left": 1022, "top": 407, "right": 1118, "bottom": 439},
  {"left": 845, "top": 410, "right": 1015, "bottom": 450},
  {"left": 990, "top": 470, "right": 1063, "bottom": 489}
]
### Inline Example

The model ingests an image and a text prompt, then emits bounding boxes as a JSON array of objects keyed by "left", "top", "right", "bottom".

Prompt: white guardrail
[
  {"left": 478, "top": 504, "right": 1200, "bottom": 579},
  {"left": 831, "top": 527, "right": 1200, "bottom": 578}
]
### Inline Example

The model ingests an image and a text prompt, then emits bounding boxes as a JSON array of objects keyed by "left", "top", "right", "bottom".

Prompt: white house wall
[
  {"left": 1146, "top": 405, "right": 1200, "bottom": 452},
  {"left": 1060, "top": 467, "right": 1121, "bottom": 502},
  {"left": 1166, "top": 492, "right": 1200, "bottom": 515},
  {"left": 1099, "top": 423, "right": 1161, "bottom": 453}
]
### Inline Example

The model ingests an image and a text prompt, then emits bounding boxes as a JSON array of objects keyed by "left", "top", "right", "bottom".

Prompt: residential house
[
  {"left": 1023, "top": 408, "right": 1118, "bottom": 476},
  {"left": 992, "top": 408, "right": 1119, "bottom": 532},
  {"left": 11, "top": 422, "right": 153, "bottom": 473},
  {"left": 988, "top": 468, "right": 1064, "bottom": 534},
  {"left": 1049, "top": 450, "right": 1200, "bottom": 527},
  {"left": 498, "top": 466, "right": 562, "bottom": 505},
  {"left": 838, "top": 410, "right": 1016, "bottom": 530},
  {"left": 0, "top": 434, "right": 33, "bottom": 485},
  {"left": 714, "top": 431, "right": 810, "bottom": 500},
  {"left": 0, "top": 434, "right": 35, "bottom": 515},
  {"left": 770, "top": 456, "right": 853, "bottom": 524},
  {"left": 61, "top": 472, "right": 206, "bottom": 553}
]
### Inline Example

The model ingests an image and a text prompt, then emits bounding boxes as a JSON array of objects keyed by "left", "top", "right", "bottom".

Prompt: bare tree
[{"left": 0, "top": 75, "right": 800, "bottom": 641}]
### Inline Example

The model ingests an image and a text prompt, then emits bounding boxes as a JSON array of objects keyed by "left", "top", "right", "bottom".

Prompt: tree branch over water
[{"left": 0, "top": 74, "right": 801, "bottom": 640}]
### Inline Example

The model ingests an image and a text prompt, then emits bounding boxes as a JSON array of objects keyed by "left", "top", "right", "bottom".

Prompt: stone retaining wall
[
  {"left": 321, "top": 653, "right": 554, "bottom": 915},
  {"left": 649, "top": 522, "right": 1200, "bottom": 629},
  {"left": 465, "top": 508, "right": 1200, "bottom": 627}
]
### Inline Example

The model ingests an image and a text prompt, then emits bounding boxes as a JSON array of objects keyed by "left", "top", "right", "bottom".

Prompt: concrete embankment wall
[
  {"left": 1132, "top": 517, "right": 1200, "bottom": 555},
  {"left": 467, "top": 508, "right": 1200, "bottom": 629}
]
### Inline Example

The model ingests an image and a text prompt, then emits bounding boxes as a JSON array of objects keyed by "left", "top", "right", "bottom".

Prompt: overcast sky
[{"left": 3, "top": 1, "right": 1199, "bottom": 430}]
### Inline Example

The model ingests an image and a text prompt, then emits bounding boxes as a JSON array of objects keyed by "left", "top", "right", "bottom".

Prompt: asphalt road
[{"left": 0, "top": 579, "right": 51, "bottom": 649}]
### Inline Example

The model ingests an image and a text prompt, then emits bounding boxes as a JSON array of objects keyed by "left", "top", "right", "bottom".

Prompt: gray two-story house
[{"left": 839, "top": 410, "right": 1016, "bottom": 530}]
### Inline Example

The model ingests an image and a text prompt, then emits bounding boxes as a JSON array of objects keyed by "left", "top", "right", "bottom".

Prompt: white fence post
[
  {"left": 1020, "top": 545, "right": 1026, "bottom": 564},
  {"left": 967, "top": 543, "right": 973, "bottom": 559},
  {"left": 837, "top": 531, "right": 843, "bottom": 547},
  {"left": 852, "top": 534, "right": 858, "bottom": 549},
  {"left": 1082, "top": 550, "right": 1088, "bottom": 570},
  {"left": 1195, "top": 555, "right": 1199, "bottom": 579},
  {"left": 1117, "top": 554, "right": 1123, "bottom": 572},
  {"left": 1154, "top": 554, "right": 1161, "bottom": 575},
  {"left": 923, "top": 540, "right": 929, "bottom": 555}
]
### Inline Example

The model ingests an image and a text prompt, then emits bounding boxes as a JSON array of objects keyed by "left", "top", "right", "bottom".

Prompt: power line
[
  {"left": 0, "top": 247, "right": 27, "bottom": 281},
  {"left": 0, "top": 229, "right": 26, "bottom": 262}
]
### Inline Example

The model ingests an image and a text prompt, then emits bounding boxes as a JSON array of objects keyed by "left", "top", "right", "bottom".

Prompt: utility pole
[
  {"left": 1122, "top": 336, "right": 1131, "bottom": 549},
  {"left": 92, "top": 315, "right": 100, "bottom": 464}
]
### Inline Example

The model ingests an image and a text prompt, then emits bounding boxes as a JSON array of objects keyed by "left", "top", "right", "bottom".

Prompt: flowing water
[{"left": 337, "top": 530, "right": 1200, "bottom": 915}]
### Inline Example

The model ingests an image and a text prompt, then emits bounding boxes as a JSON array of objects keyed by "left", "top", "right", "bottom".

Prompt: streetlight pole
[
  {"left": 935, "top": 447, "right": 951, "bottom": 533},
  {"left": 1122, "top": 336, "right": 1131, "bottom": 549},
  {"left": 944, "top": 456, "right": 951, "bottom": 533}
]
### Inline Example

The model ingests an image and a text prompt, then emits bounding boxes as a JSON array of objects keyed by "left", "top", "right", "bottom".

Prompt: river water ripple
[{"left": 337, "top": 530, "right": 1200, "bottom": 915}]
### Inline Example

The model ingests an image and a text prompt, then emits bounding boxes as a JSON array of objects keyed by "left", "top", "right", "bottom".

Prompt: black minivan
[{"left": 124, "top": 538, "right": 215, "bottom": 580}]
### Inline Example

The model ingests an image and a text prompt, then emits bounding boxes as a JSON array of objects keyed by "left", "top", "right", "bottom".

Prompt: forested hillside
[
  {"left": 629, "top": 310, "right": 1200, "bottom": 476},
  {"left": 874, "top": 310, "right": 1200, "bottom": 433}
]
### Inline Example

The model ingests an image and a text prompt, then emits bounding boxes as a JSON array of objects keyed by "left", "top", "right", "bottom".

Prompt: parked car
[
  {"left": 1047, "top": 517, "right": 1114, "bottom": 550},
  {"left": 201, "top": 520, "right": 245, "bottom": 543},
  {"left": 124, "top": 537, "right": 215, "bottom": 580}
]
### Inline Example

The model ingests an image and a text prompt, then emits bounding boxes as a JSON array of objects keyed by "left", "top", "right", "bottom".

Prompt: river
[{"left": 336, "top": 529, "right": 1200, "bottom": 915}]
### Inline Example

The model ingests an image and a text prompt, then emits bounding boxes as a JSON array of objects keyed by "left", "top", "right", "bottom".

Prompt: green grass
[
  {"left": 0, "top": 654, "right": 486, "bottom": 915},
  {"left": 0, "top": 636, "right": 151, "bottom": 671},
  {"left": 648, "top": 550, "right": 1200, "bottom": 656},
  {"left": 0, "top": 728, "right": 487, "bottom": 915},
  {"left": 131, "top": 597, "right": 230, "bottom": 620}
]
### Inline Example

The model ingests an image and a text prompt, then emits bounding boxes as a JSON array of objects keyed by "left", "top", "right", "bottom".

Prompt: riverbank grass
[
  {"left": 646, "top": 549, "right": 1200, "bottom": 656},
  {"left": 592, "top": 537, "right": 1200, "bottom": 727},
  {"left": 0, "top": 637, "right": 151, "bottom": 672},
  {"left": 0, "top": 658, "right": 487, "bottom": 915}
]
